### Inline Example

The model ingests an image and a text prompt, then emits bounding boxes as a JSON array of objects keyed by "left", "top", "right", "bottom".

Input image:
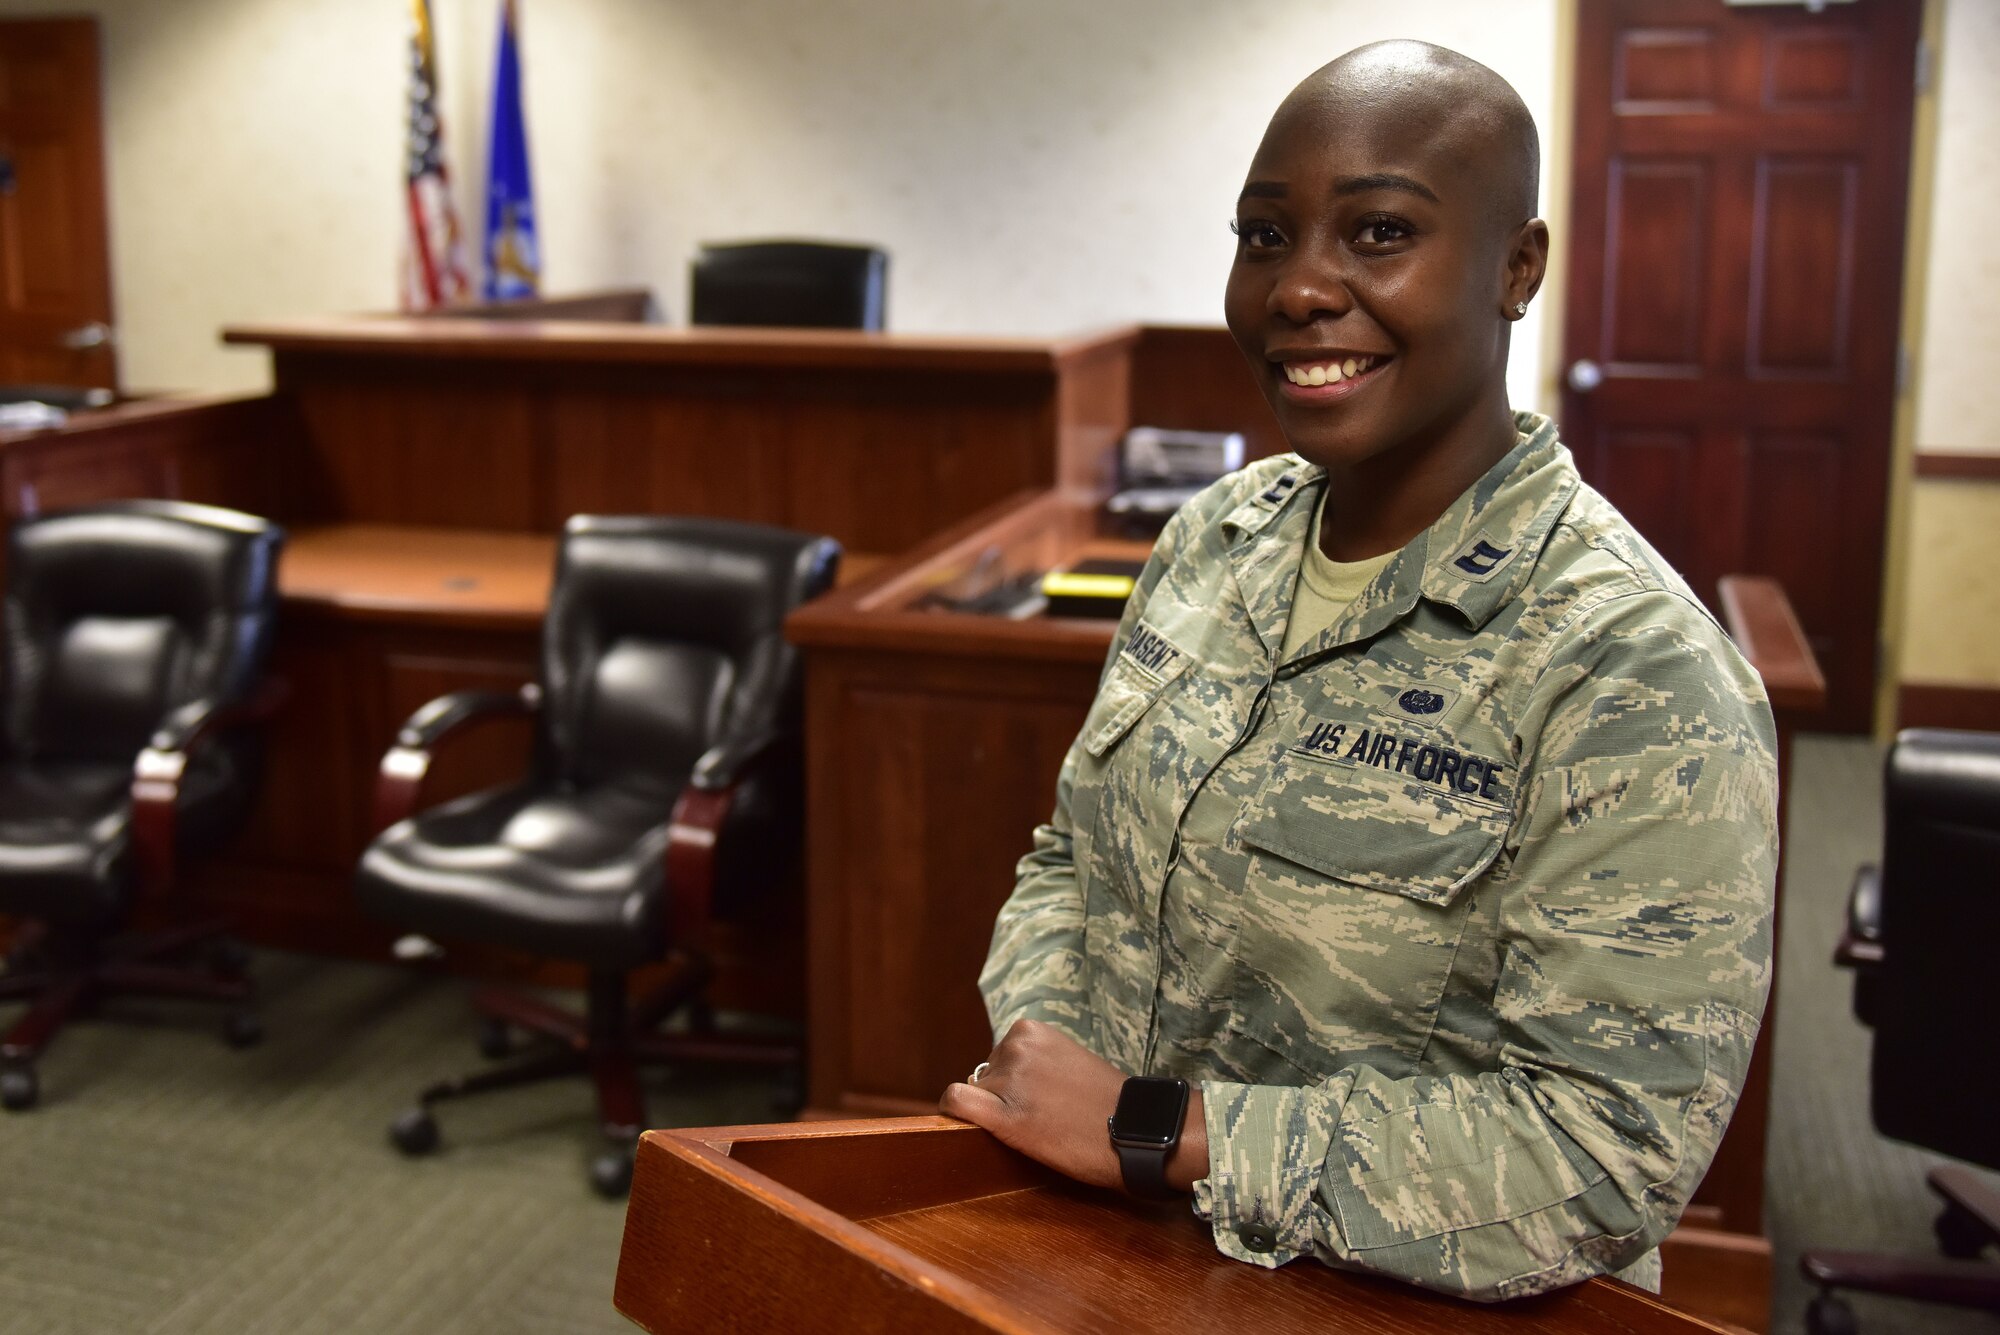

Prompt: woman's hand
[{"left": 938, "top": 1019, "right": 1208, "bottom": 1193}]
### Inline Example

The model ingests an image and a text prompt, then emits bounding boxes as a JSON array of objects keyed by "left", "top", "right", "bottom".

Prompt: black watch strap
[{"left": 1114, "top": 1139, "right": 1176, "bottom": 1200}]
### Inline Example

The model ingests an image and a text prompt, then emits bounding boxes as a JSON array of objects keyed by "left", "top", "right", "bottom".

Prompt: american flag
[{"left": 402, "top": 0, "right": 472, "bottom": 310}]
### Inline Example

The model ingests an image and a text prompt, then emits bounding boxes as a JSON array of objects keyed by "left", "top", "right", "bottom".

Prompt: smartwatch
[{"left": 1107, "top": 1075, "right": 1190, "bottom": 1199}]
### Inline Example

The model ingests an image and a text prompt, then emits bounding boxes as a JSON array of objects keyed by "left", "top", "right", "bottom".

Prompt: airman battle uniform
[{"left": 980, "top": 412, "right": 1778, "bottom": 1300}]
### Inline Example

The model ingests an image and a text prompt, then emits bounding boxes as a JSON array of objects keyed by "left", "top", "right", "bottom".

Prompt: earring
[{"left": 1513, "top": 301, "right": 1528, "bottom": 316}]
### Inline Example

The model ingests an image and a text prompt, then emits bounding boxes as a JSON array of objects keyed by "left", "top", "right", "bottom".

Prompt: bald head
[{"left": 1276, "top": 40, "right": 1539, "bottom": 230}]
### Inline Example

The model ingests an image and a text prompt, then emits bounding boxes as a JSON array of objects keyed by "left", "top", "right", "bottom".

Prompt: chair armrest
[
  {"left": 1834, "top": 863, "right": 1885, "bottom": 969},
  {"left": 395, "top": 684, "right": 542, "bottom": 750},
  {"left": 147, "top": 678, "right": 292, "bottom": 754},
  {"left": 667, "top": 731, "right": 796, "bottom": 941},
  {"left": 373, "top": 684, "right": 541, "bottom": 833},
  {"left": 130, "top": 677, "right": 292, "bottom": 897},
  {"left": 690, "top": 729, "right": 788, "bottom": 792}
]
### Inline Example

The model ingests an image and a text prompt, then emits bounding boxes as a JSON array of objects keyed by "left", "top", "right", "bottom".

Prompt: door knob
[
  {"left": 60, "top": 322, "right": 112, "bottom": 350},
  {"left": 1566, "top": 358, "right": 1604, "bottom": 393}
]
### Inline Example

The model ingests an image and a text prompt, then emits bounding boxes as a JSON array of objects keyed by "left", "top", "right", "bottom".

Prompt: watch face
[{"left": 1112, "top": 1077, "right": 1188, "bottom": 1146}]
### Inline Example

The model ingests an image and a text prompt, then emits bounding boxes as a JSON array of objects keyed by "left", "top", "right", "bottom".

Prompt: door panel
[
  {"left": 0, "top": 19, "right": 115, "bottom": 391},
  {"left": 1748, "top": 158, "right": 1857, "bottom": 377},
  {"left": 1604, "top": 159, "right": 1708, "bottom": 371},
  {"left": 1564, "top": 0, "right": 1921, "bottom": 731}
]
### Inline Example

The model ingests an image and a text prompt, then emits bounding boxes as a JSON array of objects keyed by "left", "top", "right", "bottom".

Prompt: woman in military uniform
[{"left": 940, "top": 39, "right": 1778, "bottom": 1301}]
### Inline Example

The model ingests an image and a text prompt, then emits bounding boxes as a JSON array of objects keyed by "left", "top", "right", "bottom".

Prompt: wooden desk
[
  {"left": 615, "top": 1116, "right": 1731, "bottom": 1334},
  {"left": 787, "top": 488, "right": 1827, "bottom": 1332},
  {"left": 282, "top": 523, "right": 553, "bottom": 627},
  {"left": 0, "top": 322, "right": 1272, "bottom": 1011}
]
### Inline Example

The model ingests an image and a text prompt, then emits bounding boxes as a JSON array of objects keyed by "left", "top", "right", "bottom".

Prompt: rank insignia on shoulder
[
  {"left": 1256, "top": 472, "right": 1299, "bottom": 507},
  {"left": 1449, "top": 533, "right": 1516, "bottom": 582}
]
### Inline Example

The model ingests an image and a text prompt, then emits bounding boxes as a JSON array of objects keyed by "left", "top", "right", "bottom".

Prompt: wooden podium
[{"left": 613, "top": 1116, "right": 1735, "bottom": 1334}]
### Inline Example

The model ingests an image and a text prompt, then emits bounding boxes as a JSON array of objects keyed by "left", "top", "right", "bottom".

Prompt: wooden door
[
  {"left": 0, "top": 19, "right": 116, "bottom": 391},
  {"left": 1563, "top": 0, "right": 1920, "bottom": 731}
]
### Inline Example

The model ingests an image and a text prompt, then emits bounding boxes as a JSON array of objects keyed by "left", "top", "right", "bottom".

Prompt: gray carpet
[
  {"left": 0, "top": 955, "right": 773, "bottom": 1335},
  {"left": 0, "top": 734, "right": 1994, "bottom": 1332}
]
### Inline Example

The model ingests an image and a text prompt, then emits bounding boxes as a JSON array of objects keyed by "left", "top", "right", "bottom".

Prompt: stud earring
[{"left": 1514, "top": 301, "right": 1528, "bottom": 316}]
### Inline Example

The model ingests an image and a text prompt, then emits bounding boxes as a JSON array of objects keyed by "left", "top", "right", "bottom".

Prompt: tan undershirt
[{"left": 1278, "top": 503, "right": 1397, "bottom": 661}]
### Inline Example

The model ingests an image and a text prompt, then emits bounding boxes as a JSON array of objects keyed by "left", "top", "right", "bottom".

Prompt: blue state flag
[{"left": 481, "top": 0, "right": 539, "bottom": 300}]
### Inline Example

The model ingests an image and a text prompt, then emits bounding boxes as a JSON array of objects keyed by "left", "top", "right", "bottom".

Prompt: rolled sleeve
[{"left": 1193, "top": 1078, "right": 1350, "bottom": 1267}]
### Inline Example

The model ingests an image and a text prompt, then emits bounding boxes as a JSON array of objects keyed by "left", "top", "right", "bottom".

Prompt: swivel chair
[
  {"left": 356, "top": 514, "right": 840, "bottom": 1195},
  {"left": 689, "top": 240, "right": 887, "bottom": 330},
  {"left": 0, "top": 501, "right": 286, "bottom": 1110},
  {"left": 1802, "top": 728, "right": 2000, "bottom": 1333}
]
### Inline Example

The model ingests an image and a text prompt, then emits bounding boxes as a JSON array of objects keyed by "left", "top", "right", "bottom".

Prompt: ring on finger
[{"left": 968, "top": 1061, "right": 991, "bottom": 1085}]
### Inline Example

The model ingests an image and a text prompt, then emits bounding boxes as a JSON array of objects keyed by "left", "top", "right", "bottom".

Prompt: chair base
[
  {"left": 0, "top": 917, "right": 258, "bottom": 1110},
  {"left": 387, "top": 950, "right": 802, "bottom": 1197},
  {"left": 1800, "top": 1166, "right": 2000, "bottom": 1331}
]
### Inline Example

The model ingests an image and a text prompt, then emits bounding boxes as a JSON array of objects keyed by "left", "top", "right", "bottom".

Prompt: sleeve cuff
[{"left": 1190, "top": 1078, "right": 1348, "bottom": 1268}]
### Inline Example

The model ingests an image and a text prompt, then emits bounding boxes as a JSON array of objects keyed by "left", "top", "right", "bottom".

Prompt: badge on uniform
[{"left": 1449, "top": 532, "right": 1516, "bottom": 583}]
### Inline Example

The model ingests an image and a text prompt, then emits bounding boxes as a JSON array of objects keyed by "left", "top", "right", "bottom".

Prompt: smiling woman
[{"left": 942, "top": 40, "right": 1780, "bottom": 1305}]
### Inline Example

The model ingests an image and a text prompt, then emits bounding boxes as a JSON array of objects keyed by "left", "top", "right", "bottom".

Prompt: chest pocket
[
  {"left": 1081, "top": 639, "right": 1191, "bottom": 761},
  {"left": 1228, "top": 753, "right": 1506, "bottom": 1079}
]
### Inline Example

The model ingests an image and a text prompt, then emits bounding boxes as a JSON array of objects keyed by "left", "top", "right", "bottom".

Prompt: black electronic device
[
  {"left": 1107, "top": 1075, "right": 1190, "bottom": 1199},
  {"left": 1104, "top": 427, "right": 1245, "bottom": 533}
]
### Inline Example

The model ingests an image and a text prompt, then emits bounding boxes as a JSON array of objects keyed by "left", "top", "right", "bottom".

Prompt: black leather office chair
[
  {"left": 0, "top": 500, "right": 285, "bottom": 1111},
  {"left": 689, "top": 240, "right": 887, "bottom": 330},
  {"left": 1802, "top": 729, "right": 2000, "bottom": 1333},
  {"left": 356, "top": 514, "right": 840, "bottom": 1195}
]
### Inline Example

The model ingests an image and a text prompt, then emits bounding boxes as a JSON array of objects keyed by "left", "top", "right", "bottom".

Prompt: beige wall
[
  {"left": 0, "top": 0, "right": 1561, "bottom": 406},
  {"left": 14, "top": 0, "right": 1989, "bottom": 710},
  {"left": 1890, "top": 0, "right": 2000, "bottom": 695}
]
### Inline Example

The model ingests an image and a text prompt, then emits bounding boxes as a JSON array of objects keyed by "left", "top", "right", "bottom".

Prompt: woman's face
[{"left": 1223, "top": 96, "right": 1525, "bottom": 472}]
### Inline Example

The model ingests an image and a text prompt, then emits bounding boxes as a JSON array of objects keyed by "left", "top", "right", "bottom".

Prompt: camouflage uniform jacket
[{"left": 979, "top": 413, "right": 1778, "bottom": 1300}]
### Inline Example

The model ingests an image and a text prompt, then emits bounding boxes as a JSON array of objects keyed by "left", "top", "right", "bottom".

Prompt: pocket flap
[
  {"left": 1239, "top": 764, "right": 1505, "bottom": 905},
  {"left": 1082, "top": 633, "right": 1190, "bottom": 758}
]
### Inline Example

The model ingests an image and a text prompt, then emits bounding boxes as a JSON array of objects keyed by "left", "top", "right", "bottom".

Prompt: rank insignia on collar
[
  {"left": 1449, "top": 533, "right": 1516, "bottom": 582},
  {"left": 1256, "top": 472, "right": 1299, "bottom": 507}
]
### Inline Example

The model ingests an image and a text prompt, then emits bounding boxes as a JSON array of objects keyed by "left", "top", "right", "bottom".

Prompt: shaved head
[
  {"left": 1224, "top": 38, "right": 1552, "bottom": 501},
  {"left": 1277, "top": 41, "right": 1540, "bottom": 232}
]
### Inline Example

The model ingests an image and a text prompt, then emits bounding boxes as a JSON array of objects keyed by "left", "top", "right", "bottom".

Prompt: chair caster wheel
[
  {"left": 770, "top": 1064, "right": 806, "bottom": 1117},
  {"left": 476, "top": 1017, "right": 513, "bottom": 1060},
  {"left": 0, "top": 1064, "right": 37, "bottom": 1112},
  {"left": 223, "top": 1010, "right": 263, "bottom": 1049},
  {"left": 591, "top": 1146, "right": 635, "bottom": 1198},
  {"left": 1806, "top": 1292, "right": 1858, "bottom": 1335},
  {"left": 390, "top": 1106, "right": 440, "bottom": 1155},
  {"left": 208, "top": 939, "right": 252, "bottom": 980},
  {"left": 1936, "top": 1199, "right": 1989, "bottom": 1260}
]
